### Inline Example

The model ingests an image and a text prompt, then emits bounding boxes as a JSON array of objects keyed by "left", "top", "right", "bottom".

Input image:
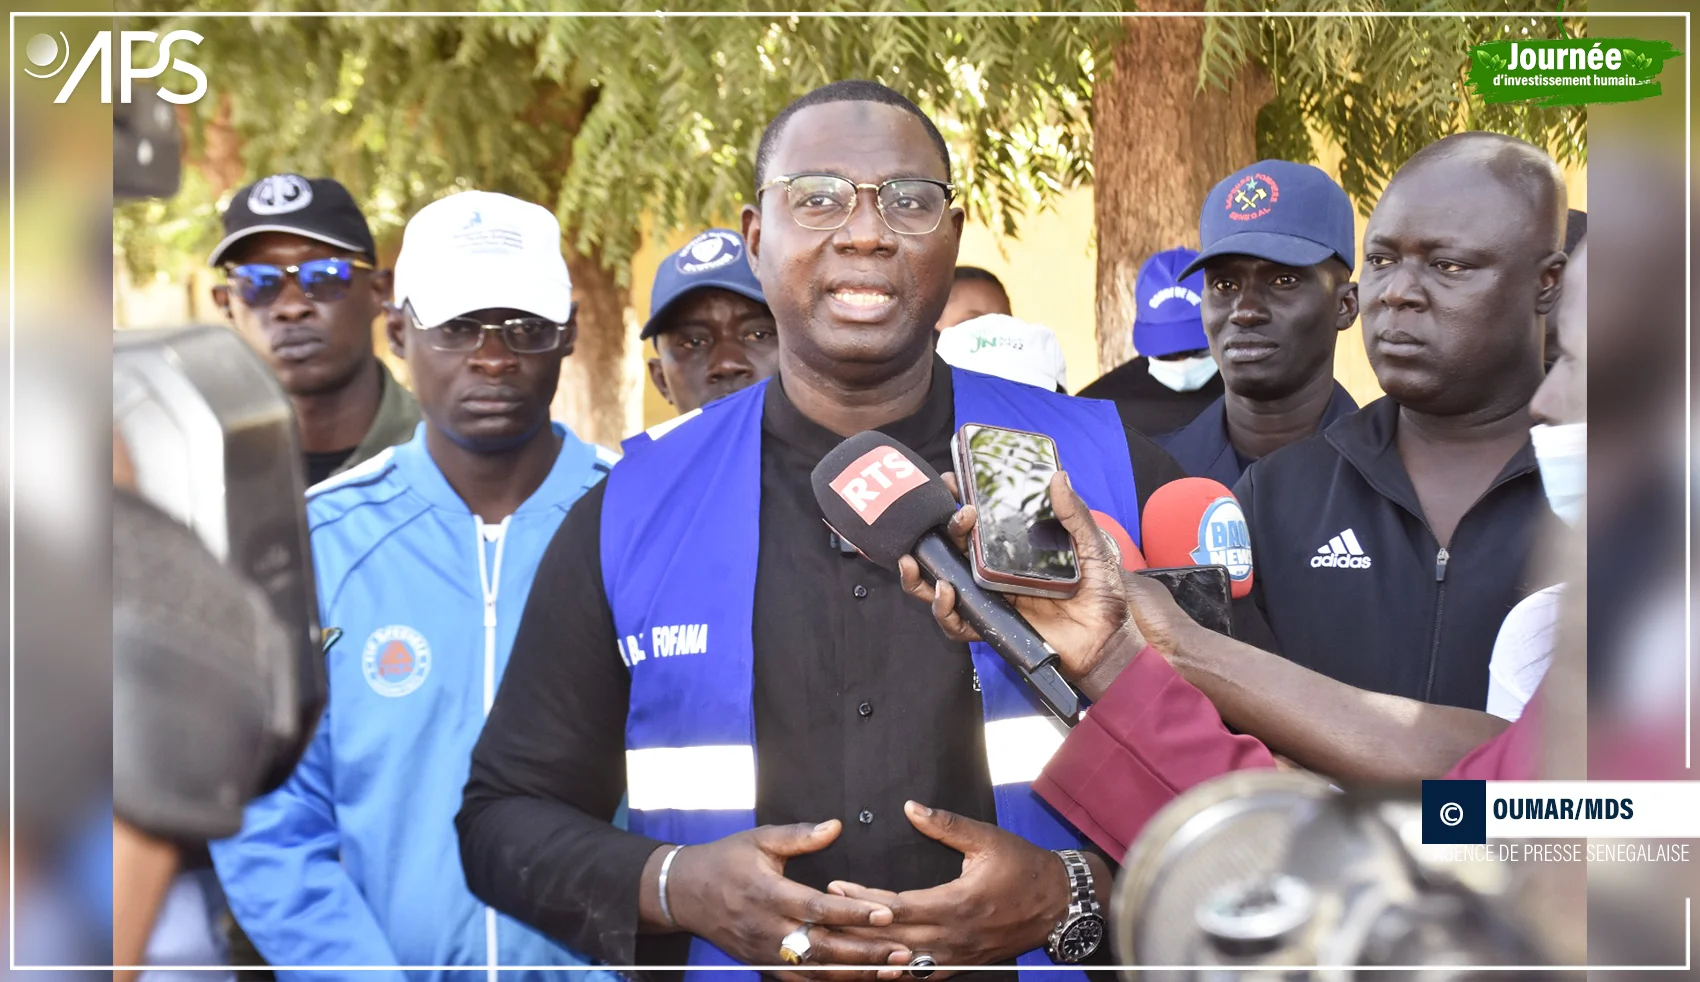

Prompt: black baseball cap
[{"left": 208, "top": 174, "right": 377, "bottom": 267}]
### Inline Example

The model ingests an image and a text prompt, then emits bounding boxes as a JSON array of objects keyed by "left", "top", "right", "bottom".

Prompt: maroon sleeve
[
  {"left": 1445, "top": 686, "right": 1542, "bottom": 780},
  {"left": 1033, "top": 646, "right": 1278, "bottom": 860}
]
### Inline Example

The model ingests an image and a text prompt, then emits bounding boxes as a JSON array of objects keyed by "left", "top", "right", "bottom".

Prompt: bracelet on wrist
[{"left": 657, "top": 844, "right": 686, "bottom": 928}]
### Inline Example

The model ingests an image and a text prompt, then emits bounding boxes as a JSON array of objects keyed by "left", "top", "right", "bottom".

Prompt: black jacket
[
  {"left": 1075, "top": 357, "right": 1224, "bottom": 439},
  {"left": 1234, "top": 397, "right": 1559, "bottom": 709},
  {"left": 1158, "top": 382, "right": 1358, "bottom": 488}
]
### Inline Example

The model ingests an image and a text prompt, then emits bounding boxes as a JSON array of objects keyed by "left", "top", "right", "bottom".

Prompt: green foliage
[
  {"left": 1200, "top": 1, "right": 1587, "bottom": 213},
  {"left": 113, "top": 1, "right": 1124, "bottom": 282},
  {"left": 112, "top": 3, "right": 1590, "bottom": 283}
]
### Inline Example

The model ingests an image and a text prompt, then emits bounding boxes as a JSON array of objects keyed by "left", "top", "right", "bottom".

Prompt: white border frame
[{"left": 9, "top": 5, "right": 1693, "bottom": 974}]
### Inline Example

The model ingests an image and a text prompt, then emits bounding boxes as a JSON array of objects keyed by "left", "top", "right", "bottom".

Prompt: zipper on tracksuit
[
  {"left": 1416, "top": 465, "right": 1529, "bottom": 703},
  {"left": 1423, "top": 546, "right": 1450, "bottom": 701},
  {"left": 476, "top": 515, "right": 512, "bottom": 982}
]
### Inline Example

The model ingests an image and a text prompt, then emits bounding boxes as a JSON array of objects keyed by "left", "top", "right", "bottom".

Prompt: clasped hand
[{"left": 668, "top": 802, "right": 1072, "bottom": 981}]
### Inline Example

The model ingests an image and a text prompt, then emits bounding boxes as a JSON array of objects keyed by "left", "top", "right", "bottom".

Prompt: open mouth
[{"left": 825, "top": 285, "right": 899, "bottom": 322}]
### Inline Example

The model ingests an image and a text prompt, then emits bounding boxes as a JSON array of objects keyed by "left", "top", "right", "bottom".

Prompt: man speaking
[{"left": 458, "top": 80, "right": 1186, "bottom": 978}]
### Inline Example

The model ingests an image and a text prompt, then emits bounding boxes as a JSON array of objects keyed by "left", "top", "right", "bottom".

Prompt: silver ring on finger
[
  {"left": 908, "top": 953, "right": 937, "bottom": 980},
  {"left": 778, "top": 924, "right": 813, "bottom": 965}
]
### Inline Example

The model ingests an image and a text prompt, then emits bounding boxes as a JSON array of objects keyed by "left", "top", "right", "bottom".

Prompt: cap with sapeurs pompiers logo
[{"left": 1181, "top": 159, "right": 1356, "bottom": 280}]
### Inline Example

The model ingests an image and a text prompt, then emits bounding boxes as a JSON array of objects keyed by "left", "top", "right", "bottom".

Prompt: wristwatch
[{"left": 1045, "top": 849, "right": 1106, "bottom": 963}]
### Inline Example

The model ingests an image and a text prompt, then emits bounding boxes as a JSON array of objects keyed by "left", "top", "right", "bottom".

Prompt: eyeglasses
[
  {"left": 404, "top": 302, "right": 566, "bottom": 355},
  {"left": 223, "top": 258, "right": 374, "bottom": 307},
  {"left": 757, "top": 173, "right": 956, "bottom": 236}
]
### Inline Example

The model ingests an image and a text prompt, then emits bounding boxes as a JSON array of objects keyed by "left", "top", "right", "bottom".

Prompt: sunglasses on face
[
  {"left": 404, "top": 302, "right": 567, "bottom": 355},
  {"left": 223, "top": 257, "right": 374, "bottom": 308}
]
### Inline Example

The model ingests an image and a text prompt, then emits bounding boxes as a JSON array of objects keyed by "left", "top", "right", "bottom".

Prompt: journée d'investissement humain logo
[{"left": 1469, "top": 36, "right": 1682, "bottom": 106}]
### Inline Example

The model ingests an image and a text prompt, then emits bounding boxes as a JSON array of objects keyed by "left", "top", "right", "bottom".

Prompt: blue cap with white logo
[
  {"left": 1181, "top": 159, "right": 1355, "bottom": 279},
  {"left": 1134, "top": 247, "right": 1209, "bottom": 358},
  {"left": 641, "top": 228, "right": 767, "bottom": 340}
]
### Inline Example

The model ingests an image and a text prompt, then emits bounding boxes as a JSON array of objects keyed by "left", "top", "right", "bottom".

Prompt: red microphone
[
  {"left": 1140, "top": 478, "right": 1255, "bottom": 599},
  {"left": 1090, "top": 510, "right": 1147, "bottom": 572}
]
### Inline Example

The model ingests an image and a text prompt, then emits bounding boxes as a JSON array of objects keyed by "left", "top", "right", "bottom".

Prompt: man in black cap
[
  {"left": 642, "top": 228, "right": 778, "bottom": 416},
  {"left": 210, "top": 173, "right": 419, "bottom": 486}
]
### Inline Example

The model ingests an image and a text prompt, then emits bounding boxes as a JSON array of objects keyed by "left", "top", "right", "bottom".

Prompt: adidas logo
[{"left": 1311, "top": 528, "right": 1374, "bottom": 569}]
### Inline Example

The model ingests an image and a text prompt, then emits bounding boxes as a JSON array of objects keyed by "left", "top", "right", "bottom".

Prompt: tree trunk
[
  {"left": 553, "top": 249, "right": 641, "bottom": 449},
  {"left": 507, "top": 83, "right": 641, "bottom": 449},
  {"left": 1091, "top": 2, "right": 1273, "bottom": 374},
  {"left": 182, "top": 94, "right": 246, "bottom": 197}
]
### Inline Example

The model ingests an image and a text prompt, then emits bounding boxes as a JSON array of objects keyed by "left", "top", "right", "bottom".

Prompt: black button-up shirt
[{"left": 457, "top": 359, "right": 1187, "bottom": 971}]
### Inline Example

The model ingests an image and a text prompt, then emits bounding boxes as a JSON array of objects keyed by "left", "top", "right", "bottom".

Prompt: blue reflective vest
[{"left": 600, "top": 370, "right": 1138, "bottom": 982}]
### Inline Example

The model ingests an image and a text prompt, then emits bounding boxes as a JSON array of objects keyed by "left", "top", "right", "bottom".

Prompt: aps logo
[{"left": 24, "top": 30, "right": 207, "bottom": 105}]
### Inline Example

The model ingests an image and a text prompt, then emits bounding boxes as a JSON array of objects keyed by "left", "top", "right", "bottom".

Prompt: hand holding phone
[
  {"left": 952, "top": 424, "right": 1081, "bottom": 599},
  {"left": 1133, "top": 565, "right": 1235, "bottom": 638}
]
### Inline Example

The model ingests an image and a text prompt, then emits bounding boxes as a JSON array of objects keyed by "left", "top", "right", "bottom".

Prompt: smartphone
[
  {"left": 1136, "top": 565, "right": 1235, "bottom": 638},
  {"left": 952, "top": 423, "right": 1081, "bottom": 599}
]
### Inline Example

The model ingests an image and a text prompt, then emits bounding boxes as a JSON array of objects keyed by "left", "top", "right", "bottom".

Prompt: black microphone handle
[{"left": 911, "top": 532, "right": 1081, "bottom": 725}]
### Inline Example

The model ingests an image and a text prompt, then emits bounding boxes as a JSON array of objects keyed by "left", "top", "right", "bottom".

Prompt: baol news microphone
[
  {"left": 810, "top": 431, "right": 1082, "bottom": 725},
  {"left": 1140, "top": 477, "right": 1256, "bottom": 599}
]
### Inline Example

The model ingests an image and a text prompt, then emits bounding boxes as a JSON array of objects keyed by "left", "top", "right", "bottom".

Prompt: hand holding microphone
[
  {"left": 891, "top": 470, "right": 1153, "bottom": 703},
  {"left": 811, "top": 432, "right": 1100, "bottom": 722}
]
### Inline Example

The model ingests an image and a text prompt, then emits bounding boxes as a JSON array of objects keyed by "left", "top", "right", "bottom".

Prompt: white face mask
[
  {"left": 1148, "top": 353, "right": 1219, "bottom": 393},
  {"left": 1530, "top": 422, "right": 1586, "bottom": 527}
]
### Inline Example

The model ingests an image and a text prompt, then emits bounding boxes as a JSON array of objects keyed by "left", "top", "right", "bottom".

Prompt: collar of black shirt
[{"left": 762, "top": 355, "right": 958, "bottom": 461}]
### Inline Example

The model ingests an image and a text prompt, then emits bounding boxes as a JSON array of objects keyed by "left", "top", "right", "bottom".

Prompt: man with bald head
[{"left": 1234, "top": 132, "right": 1568, "bottom": 710}]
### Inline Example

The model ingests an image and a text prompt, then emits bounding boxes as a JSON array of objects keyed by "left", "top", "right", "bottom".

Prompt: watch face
[{"left": 1059, "top": 914, "right": 1106, "bottom": 962}]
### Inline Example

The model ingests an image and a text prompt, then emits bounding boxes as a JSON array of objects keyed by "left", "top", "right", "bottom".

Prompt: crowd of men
[{"left": 141, "top": 77, "right": 1584, "bottom": 979}]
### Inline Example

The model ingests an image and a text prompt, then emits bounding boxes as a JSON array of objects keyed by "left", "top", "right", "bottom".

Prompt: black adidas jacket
[{"left": 1233, "top": 397, "right": 1560, "bottom": 710}]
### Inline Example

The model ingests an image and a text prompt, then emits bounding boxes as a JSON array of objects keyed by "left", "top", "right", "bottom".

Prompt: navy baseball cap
[
  {"left": 1133, "top": 247, "right": 1209, "bottom": 358},
  {"left": 1182, "top": 160, "right": 1355, "bottom": 279},
  {"left": 641, "top": 228, "right": 767, "bottom": 340}
]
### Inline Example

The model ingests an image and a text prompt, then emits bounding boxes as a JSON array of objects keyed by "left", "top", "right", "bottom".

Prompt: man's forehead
[
  {"left": 768, "top": 101, "right": 946, "bottom": 180},
  {"left": 1204, "top": 253, "right": 1314, "bottom": 274},
  {"left": 662, "top": 289, "right": 771, "bottom": 333},
  {"left": 1368, "top": 173, "right": 1533, "bottom": 243},
  {"left": 226, "top": 231, "right": 346, "bottom": 263},
  {"left": 460, "top": 306, "right": 551, "bottom": 321}
]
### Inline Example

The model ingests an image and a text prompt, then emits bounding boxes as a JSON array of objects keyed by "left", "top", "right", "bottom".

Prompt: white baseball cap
[
  {"left": 936, "top": 314, "right": 1069, "bottom": 392},
  {"left": 394, "top": 190, "right": 573, "bottom": 327}
]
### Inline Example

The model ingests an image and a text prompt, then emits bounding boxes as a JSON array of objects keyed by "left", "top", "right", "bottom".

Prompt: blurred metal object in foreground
[
  {"left": 114, "top": 325, "right": 326, "bottom": 801},
  {"left": 1112, "top": 770, "right": 1555, "bottom": 981}
]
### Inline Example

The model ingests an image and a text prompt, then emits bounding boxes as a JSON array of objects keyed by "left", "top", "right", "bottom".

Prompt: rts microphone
[
  {"left": 811, "top": 431, "right": 1082, "bottom": 724},
  {"left": 1141, "top": 477, "right": 1255, "bottom": 599}
]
